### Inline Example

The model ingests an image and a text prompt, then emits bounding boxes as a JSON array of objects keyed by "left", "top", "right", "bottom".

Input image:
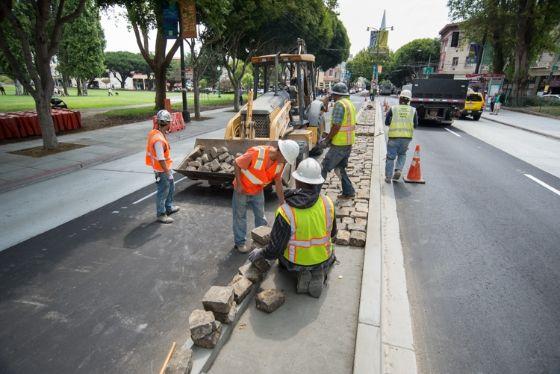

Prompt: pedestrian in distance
[
  {"left": 232, "top": 139, "right": 300, "bottom": 253},
  {"left": 319, "top": 82, "right": 357, "bottom": 199},
  {"left": 493, "top": 92, "right": 502, "bottom": 115},
  {"left": 145, "top": 109, "right": 180, "bottom": 224},
  {"left": 384, "top": 89, "right": 418, "bottom": 183},
  {"left": 490, "top": 95, "right": 495, "bottom": 114},
  {"left": 0, "top": 82, "right": 6, "bottom": 95},
  {"left": 248, "top": 158, "right": 337, "bottom": 298}
]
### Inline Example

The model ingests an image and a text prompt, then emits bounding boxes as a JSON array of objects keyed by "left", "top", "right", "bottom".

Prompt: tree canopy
[{"left": 104, "top": 51, "right": 148, "bottom": 88}]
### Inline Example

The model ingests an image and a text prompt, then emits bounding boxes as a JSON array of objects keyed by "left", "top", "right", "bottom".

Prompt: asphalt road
[
  {"left": 388, "top": 105, "right": 560, "bottom": 373},
  {"left": 0, "top": 178, "right": 280, "bottom": 373}
]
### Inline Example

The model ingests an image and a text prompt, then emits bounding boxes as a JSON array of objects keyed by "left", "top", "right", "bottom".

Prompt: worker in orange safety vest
[
  {"left": 232, "top": 140, "right": 300, "bottom": 253},
  {"left": 145, "top": 110, "right": 179, "bottom": 224}
]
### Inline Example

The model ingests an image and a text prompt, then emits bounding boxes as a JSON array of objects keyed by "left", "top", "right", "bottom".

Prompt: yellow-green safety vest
[
  {"left": 331, "top": 98, "right": 356, "bottom": 146},
  {"left": 276, "top": 195, "right": 335, "bottom": 266},
  {"left": 388, "top": 104, "right": 415, "bottom": 139}
]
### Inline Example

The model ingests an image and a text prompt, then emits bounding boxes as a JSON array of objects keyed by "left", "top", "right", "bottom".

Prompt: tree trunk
[
  {"left": 119, "top": 72, "right": 126, "bottom": 89},
  {"left": 76, "top": 78, "right": 83, "bottom": 96},
  {"left": 511, "top": 0, "right": 535, "bottom": 105},
  {"left": 193, "top": 72, "right": 201, "bottom": 120},
  {"left": 35, "top": 93, "right": 58, "bottom": 149},
  {"left": 154, "top": 65, "right": 167, "bottom": 110},
  {"left": 82, "top": 80, "right": 88, "bottom": 96},
  {"left": 15, "top": 80, "right": 23, "bottom": 96},
  {"left": 232, "top": 79, "right": 240, "bottom": 112},
  {"left": 62, "top": 75, "right": 69, "bottom": 96}
]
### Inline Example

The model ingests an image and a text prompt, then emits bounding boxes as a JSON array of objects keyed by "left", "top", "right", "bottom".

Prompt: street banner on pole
[
  {"left": 372, "top": 64, "right": 378, "bottom": 82},
  {"left": 179, "top": 0, "right": 197, "bottom": 39},
  {"left": 369, "top": 30, "right": 378, "bottom": 49},
  {"left": 378, "top": 30, "right": 388, "bottom": 50},
  {"left": 162, "top": 1, "right": 179, "bottom": 39}
]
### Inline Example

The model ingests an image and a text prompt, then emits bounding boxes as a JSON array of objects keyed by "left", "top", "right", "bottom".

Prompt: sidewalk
[
  {"left": 481, "top": 109, "right": 560, "bottom": 140},
  {"left": 0, "top": 107, "right": 231, "bottom": 193},
  {"left": 0, "top": 107, "right": 232, "bottom": 251}
]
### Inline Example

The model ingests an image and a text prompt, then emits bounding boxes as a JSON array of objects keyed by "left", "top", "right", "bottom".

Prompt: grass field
[
  {"left": 0, "top": 85, "right": 236, "bottom": 112},
  {"left": 526, "top": 106, "right": 560, "bottom": 117}
]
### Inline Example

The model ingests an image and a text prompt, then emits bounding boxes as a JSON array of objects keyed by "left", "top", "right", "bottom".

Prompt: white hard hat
[
  {"left": 399, "top": 89, "right": 412, "bottom": 100},
  {"left": 292, "top": 158, "right": 324, "bottom": 185},
  {"left": 278, "top": 139, "right": 299, "bottom": 165},
  {"left": 157, "top": 109, "right": 172, "bottom": 123}
]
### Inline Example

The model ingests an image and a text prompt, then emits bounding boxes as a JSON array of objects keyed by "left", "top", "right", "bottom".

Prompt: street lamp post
[
  {"left": 178, "top": 22, "right": 190, "bottom": 123},
  {"left": 217, "top": 66, "right": 221, "bottom": 98}
]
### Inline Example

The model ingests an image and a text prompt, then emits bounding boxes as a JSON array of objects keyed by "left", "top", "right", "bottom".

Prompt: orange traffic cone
[{"left": 404, "top": 145, "right": 425, "bottom": 184}]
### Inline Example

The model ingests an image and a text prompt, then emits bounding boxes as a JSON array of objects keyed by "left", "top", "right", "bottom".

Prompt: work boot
[
  {"left": 166, "top": 206, "right": 180, "bottom": 215},
  {"left": 308, "top": 269, "right": 325, "bottom": 298},
  {"left": 337, "top": 193, "right": 355, "bottom": 200},
  {"left": 157, "top": 214, "right": 174, "bottom": 224},
  {"left": 234, "top": 244, "right": 250, "bottom": 253},
  {"left": 384, "top": 176, "right": 392, "bottom": 183},
  {"left": 392, "top": 170, "right": 402, "bottom": 181},
  {"left": 296, "top": 270, "right": 312, "bottom": 294}
]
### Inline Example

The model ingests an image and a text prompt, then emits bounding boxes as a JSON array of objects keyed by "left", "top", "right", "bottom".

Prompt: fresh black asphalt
[
  {"left": 0, "top": 179, "right": 280, "bottom": 373},
  {"left": 393, "top": 122, "right": 560, "bottom": 374}
]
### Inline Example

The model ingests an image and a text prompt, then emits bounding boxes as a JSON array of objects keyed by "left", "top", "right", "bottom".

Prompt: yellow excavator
[{"left": 175, "top": 39, "right": 326, "bottom": 186}]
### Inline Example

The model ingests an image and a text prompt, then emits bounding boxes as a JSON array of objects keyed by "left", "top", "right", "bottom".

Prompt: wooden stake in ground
[{"left": 159, "top": 342, "right": 177, "bottom": 374}]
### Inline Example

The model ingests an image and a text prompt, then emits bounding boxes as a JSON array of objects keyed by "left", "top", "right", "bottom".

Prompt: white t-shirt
[{"left": 154, "top": 141, "right": 165, "bottom": 160}]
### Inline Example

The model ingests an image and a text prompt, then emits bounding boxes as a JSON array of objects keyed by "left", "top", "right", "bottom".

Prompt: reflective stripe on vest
[
  {"left": 238, "top": 146, "right": 282, "bottom": 194},
  {"left": 145, "top": 129, "right": 172, "bottom": 172},
  {"left": 388, "top": 105, "right": 415, "bottom": 138},
  {"left": 331, "top": 98, "right": 356, "bottom": 146},
  {"left": 277, "top": 195, "right": 334, "bottom": 266}
]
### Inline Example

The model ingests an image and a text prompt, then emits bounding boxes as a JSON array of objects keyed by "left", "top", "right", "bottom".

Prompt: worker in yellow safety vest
[
  {"left": 248, "top": 158, "right": 337, "bottom": 298},
  {"left": 384, "top": 89, "right": 418, "bottom": 183},
  {"left": 145, "top": 109, "right": 179, "bottom": 223},
  {"left": 319, "top": 82, "right": 357, "bottom": 199},
  {"left": 232, "top": 140, "right": 300, "bottom": 253}
]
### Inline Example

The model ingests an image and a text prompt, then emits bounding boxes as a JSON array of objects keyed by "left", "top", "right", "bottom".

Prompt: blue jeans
[
  {"left": 232, "top": 190, "right": 267, "bottom": 246},
  {"left": 321, "top": 145, "right": 355, "bottom": 196},
  {"left": 385, "top": 138, "right": 411, "bottom": 178},
  {"left": 155, "top": 172, "right": 175, "bottom": 216}
]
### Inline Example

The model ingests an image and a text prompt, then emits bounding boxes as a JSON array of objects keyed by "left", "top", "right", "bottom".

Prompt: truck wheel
[{"left": 473, "top": 113, "right": 481, "bottom": 121}]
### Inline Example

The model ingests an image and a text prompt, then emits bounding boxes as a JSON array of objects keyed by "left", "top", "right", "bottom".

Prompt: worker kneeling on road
[
  {"left": 320, "top": 82, "right": 357, "bottom": 199},
  {"left": 145, "top": 109, "right": 179, "bottom": 224},
  {"left": 233, "top": 140, "right": 300, "bottom": 253},
  {"left": 248, "top": 158, "right": 337, "bottom": 298},
  {"left": 384, "top": 89, "right": 418, "bottom": 183}
]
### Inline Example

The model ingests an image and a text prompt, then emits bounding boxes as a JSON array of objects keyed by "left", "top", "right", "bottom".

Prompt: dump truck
[
  {"left": 409, "top": 75, "right": 469, "bottom": 125},
  {"left": 175, "top": 40, "right": 325, "bottom": 187}
]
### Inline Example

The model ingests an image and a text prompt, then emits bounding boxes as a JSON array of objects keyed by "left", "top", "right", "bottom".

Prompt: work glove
[
  {"left": 248, "top": 247, "right": 264, "bottom": 263},
  {"left": 167, "top": 172, "right": 174, "bottom": 180}
]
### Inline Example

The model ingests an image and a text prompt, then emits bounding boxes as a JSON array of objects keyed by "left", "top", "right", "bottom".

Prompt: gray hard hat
[
  {"left": 156, "top": 109, "right": 172, "bottom": 124},
  {"left": 331, "top": 82, "right": 350, "bottom": 96}
]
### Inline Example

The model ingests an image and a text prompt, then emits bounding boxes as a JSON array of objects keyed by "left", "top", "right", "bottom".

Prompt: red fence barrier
[{"left": 0, "top": 109, "right": 82, "bottom": 140}]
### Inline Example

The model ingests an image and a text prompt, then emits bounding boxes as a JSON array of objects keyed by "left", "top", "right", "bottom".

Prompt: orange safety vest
[
  {"left": 236, "top": 146, "right": 283, "bottom": 195},
  {"left": 145, "top": 129, "right": 172, "bottom": 172}
]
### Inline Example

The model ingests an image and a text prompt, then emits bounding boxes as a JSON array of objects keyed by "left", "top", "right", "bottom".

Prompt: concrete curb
[
  {"left": 481, "top": 114, "right": 560, "bottom": 141},
  {"left": 353, "top": 101, "right": 383, "bottom": 373}
]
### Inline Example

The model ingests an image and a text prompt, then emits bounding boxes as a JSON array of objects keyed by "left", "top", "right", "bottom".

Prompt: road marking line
[
  {"left": 524, "top": 174, "right": 560, "bottom": 196},
  {"left": 444, "top": 128, "right": 461, "bottom": 137},
  {"left": 132, "top": 176, "right": 188, "bottom": 205}
]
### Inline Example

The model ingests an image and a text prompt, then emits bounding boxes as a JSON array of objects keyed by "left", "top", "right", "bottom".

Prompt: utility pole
[{"left": 178, "top": 21, "right": 190, "bottom": 123}]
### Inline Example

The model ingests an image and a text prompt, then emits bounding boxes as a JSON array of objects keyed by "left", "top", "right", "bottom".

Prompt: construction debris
[
  {"left": 183, "top": 145, "right": 237, "bottom": 174},
  {"left": 251, "top": 225, "right": 272, "bottom": 246},
  {"left": 255, "top": 289, "right": 286, "bottom": 313},
  {"left": 189, "top": 309, "right": 222, "bottom": 348}
]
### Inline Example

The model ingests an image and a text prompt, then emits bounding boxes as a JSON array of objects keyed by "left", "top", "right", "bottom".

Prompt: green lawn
[
  {"left": 526, "top": 106, "right": 560, "bottom": 117},
  {"left": 0, "top": 85, "right": 187, "bottom": 112}
]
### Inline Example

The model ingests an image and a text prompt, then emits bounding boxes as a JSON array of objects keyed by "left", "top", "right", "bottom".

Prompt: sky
[{"left": 101, "top": 0, "right": 452, "bottom": 56}]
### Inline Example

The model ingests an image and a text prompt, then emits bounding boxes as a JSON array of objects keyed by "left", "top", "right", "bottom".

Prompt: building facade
[{"left": 438, "top": 23, "right": 489, "bottom": 78}]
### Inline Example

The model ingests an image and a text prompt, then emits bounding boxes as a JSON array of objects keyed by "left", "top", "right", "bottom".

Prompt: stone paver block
[
  {"left": 192, "top": 321, "right": 222, "bottom": 349},
  {"left": 348, "top": 223, "right": 367, "bottom": 232},
  {"left": 201, "top": 154, "right": 210, "bottom": 164},
  {"left": 187, "top": 160, "right": 201, "bottom": 168},
  {"left": 238, "top": 262, "right": 262, "bottom": 283},
  {"left": 209, "top": 159, "right": 221, "bottom": 172},
  {"left": 335, "top": 230, "right": 351, "bottom": 246},
  {"left": 251, "top": 225, "right": 272, "bottom": 245},
  {"left": 164, "top": 346, "right": 193, "bottom": 374},
  {"left": 350, "top": 210, "right": 368, "bottom": 219},
  {"left": 255, "top": 289, "right": 286, "bottom": 313},
  {"left": 214, "top": 302, "right": 237, "bottom": 324},
  {"left": 229, "top": 274, "right": 253, "bottom": 303},
  {"left": 189, "top": 309, "right": 216, "bottom": 340},
  {"left": 202, "top": 286, "right": 234, "bottom": 314},
  {"left": 355, "top": 218, "right": 368, "bottom": 225},
  {"left": 218, "top": 146, "right": 229, "bottom": 154},
  {"left": 209, "top": 147, "right": 219, "bottom": 159},
  {"left": 355, "top": 203, "right": 369, "bottom": 213},
  {"left": 350, "top": 231, "right": 366, "bottom": 247},
  {"left": 342, "top": 217, "right": 354, "bottom": 224},
  {"left": 218, "top": 152, "right": 229, "bottom": 161},
  {"left": 252, "top": 257, "right": 271, "bottom": 273},
  {"left": 336, "top": 207, "right": 351, "bottom": 218}
]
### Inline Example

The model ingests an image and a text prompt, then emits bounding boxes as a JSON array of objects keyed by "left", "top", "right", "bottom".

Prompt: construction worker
[
  {"left": 320, "top": 82, "right": 357, "bottom": 199},
  {"left": 248, "top": 158, "right": 336, "bottom": 298},
  {"left": 384, "top": 89, "right": 418, "bottom": 183},
  {"left": 233, "top": 140, "right": 300, "bottom": 253},
  {"left": 145, "top": 109, "right": 179, "bottom": 223}
]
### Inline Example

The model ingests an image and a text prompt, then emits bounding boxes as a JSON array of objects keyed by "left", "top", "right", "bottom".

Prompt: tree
[
  {"left": 0, "top": 0, "right": 87, "bottom": 149},
  {"left": 346, "top": 48, "right": 392, "bottom": 84},
  {"left": 388, "top": 38, "right": 439, "bottom": 85},
  {"left": 315, "top": 17, "right": 350, "bottom": 71},
  {"left": 58, "top": 0, "right": 106, "bottom": 96},
  {"left": 104, "top": 51, "right": 146, "bottom": 89}
]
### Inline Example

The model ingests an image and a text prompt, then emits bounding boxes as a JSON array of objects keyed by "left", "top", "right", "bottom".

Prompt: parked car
[
  {"left": 542, "top": 94, "right": 560, "bottom": 102},
  {"left": 460, "top": 92, "right": 484, "bottom": 121}
]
